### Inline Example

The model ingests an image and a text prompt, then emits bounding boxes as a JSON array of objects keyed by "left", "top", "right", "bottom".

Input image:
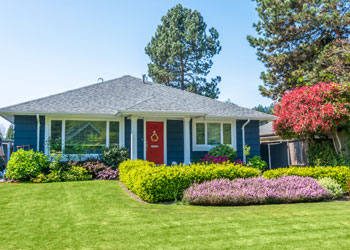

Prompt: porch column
[
  {"left": 184, "top": 117, "right": 191, "bottom": 165},
  {"left": 130, "top": 117, "right": 138, "bottom": 160}
]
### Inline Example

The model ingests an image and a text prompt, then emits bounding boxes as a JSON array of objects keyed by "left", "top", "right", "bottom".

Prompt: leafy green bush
[
  {"left": 317, "top": 177, "right": 345, "bottom": 199},
  {"left": 102, "top": 145, "right": 128, "bottom": 169},
  {"left": 119, "top": 160, "right": 261, "bottom": 203},
  {"left": 32, "top": 154, "right": 91, "bottom": 183},
  {"left": 67, "top": 160, "right": 108, "bottom": 178},
  {"left": 208, "top": 144, "right": 237, "bottom": 162},
  {"left": 61, "top": 166, "right": 92, "bottom": 181},
  {"left": 307, "top": 140, "right": 346, "bottom": 166},
  {"left": 247, "top": 156, "right": 268, "bottom": 171},
  {"left": 263, "top": 166, "right": 350, "bottom": 190},
  {"left": 6, "top": 149, "right": 50, "bottom": 181},
  {"left": 33, "top": 166, "right": 92, "bottom": 183}
]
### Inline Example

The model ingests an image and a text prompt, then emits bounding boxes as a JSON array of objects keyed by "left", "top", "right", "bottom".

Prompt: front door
[{"left": 146, "top": 121, "right": 164, "bottom": 164}]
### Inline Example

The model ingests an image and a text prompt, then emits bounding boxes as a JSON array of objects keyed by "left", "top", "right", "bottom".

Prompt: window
[
  {"left": 48, "top": 118, "right": 122, "bottom": 155},
  {"left": 223, "top": 123, "right": 232, "bottom": 144},
  {"left": 193, "top": 121, "right": 235, "bottom": 151},
  {"left": 65, "top": 120, "right": 106, "bottom": 154},
  {"left": 207, "top": 123, "right": 220, "bottom": 145},
  {"left": 109, "top": 121, "right": 120, "bottom": 145},
  {"left": 50, "top": 120, "right": 62, "bottom": 153},
  {"left": 196, "top": 123, "right": 205, "bottom": 144}
]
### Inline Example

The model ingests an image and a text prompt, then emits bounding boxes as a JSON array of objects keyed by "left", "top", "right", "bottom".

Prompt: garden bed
[
  {"left": 119, "top": 159, "right": 261, "bottom": 203},
  {"left": 183, "top": 176, "right": 333, "bottom": 206}
]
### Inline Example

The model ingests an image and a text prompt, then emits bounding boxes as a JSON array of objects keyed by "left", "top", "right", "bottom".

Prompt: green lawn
[{"left": 1, "top": 181, "right": 350, "bottom": 250}]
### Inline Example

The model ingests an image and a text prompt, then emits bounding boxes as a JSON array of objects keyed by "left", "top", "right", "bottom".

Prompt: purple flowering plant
[
  {"left": 96, "top": 168, "right": 119, "bottom": 180},
  {"left": 183, "top": 176, "right": 332, "bottom": 206},
  {"left": 200, "top": 154, "right": 229, "bottom": 164},
  {"left": 233, "top": 159, "right": 243, "bottom": 165}
]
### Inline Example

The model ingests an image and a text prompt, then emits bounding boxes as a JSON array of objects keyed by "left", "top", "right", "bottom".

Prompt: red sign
[{"left": 146, "top": 121, "right": 164, "bottom": 164}]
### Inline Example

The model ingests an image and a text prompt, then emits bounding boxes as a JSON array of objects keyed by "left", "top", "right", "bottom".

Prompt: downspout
[
  {"left": 36, "top": 113, "right": 40, "bottom": 152},
  {"left": 242, "top": 119, "right": 250, "bottom": 164}
]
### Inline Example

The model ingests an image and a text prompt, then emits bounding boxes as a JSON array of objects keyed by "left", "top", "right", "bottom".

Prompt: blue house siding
[
  {"left": 14, "top": 115, "right": 45, "bottom": 152},
  {"left": 236, "top": 120, "right": 260, "bottom": 160},
  {"left": 137, "top": 119, "right": 144, "bottom": 159},
  {"left": 190, "top": 119, "right": 207, "bottom": 162},
  {"left": 167, "top": 120, "right": 184, "bottom": 165},
  {"left": 124, "top": 118, "right": 144, "bottom": 159}
]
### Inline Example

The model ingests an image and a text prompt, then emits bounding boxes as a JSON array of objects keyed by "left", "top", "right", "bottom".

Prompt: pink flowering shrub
[
  {"left": 183, "top": 176, "right": 332, "bottom": 206},
  {"left": 274, "top": 82, "right": 350, "bottom": 138}
]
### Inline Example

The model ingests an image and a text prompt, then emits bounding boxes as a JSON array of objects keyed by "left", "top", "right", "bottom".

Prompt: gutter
[
  {"left": 36, "top": 113, "right": 40, "bottom": 152},
  {"left": 116, "top": 110, "right": 208, "bottom": 117},
  {"left": 242, "top": 119, "right": 250, "bottom": 164}
]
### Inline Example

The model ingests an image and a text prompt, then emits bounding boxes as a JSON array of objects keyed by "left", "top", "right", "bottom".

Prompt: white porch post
[
  {"left": 184, "top": 117, "right": 191, "bottom": 165},
  {"left": 130, "top": 117, "right": 138, "bottom": 160}
]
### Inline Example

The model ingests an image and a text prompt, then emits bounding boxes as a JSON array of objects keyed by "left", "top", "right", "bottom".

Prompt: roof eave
[
  {"left": 205, "top": 115, "right": 277, "bottom": 121},
  {"left": 117, "top": 110, "right": 208, "bottom": 118}
]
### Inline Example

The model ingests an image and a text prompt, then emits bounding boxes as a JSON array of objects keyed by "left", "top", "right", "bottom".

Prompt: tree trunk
[
  {"left": 331, "top": 130, "right": 344, "bottom": 157},
  {"left": 180, "top": 55, "right": 185, "bottom": 90}
]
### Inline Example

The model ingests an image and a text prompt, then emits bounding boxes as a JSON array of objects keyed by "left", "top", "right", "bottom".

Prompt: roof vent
[
  {"left": 97, "top": 77, "right": 104, "bottom": 83},
  {"left": 142, "top": 74, "right": 148, "bottom": 83}
]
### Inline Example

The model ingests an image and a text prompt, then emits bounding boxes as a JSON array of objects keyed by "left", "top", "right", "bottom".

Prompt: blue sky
[{"left": 0, "top": 0, "right": 272, "bottom": 134}]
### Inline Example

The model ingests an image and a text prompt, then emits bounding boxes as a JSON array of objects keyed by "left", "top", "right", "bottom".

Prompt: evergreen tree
[
  {"left": 248, "top": 0, "right": 350, "bottom": 100},
  {"left": 252, "top": 104, "right": 274, "bottom": 115},
  {"left": 145, "top": 4, "right": 221, "bottom": 98},
  {"left": 6, "top": 125, "right": 14, "bottom": 139}
]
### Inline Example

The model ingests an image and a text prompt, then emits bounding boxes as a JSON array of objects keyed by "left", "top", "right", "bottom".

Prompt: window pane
[
  {"left": 109, "top": 121, "right": 120, "bottom": 145},
  {"left": 50, "top": 120, "right": 62, "bottom": 153},
  {"left": 207, "top": 123, "right": 221, "bottom": 145},
  {"left": 223, "top": 123, "right": 232, "bottom": 144},
  {"left": 65, "top": 120, "right": 106, "bottom": 154},
  {"left": 196, "top": 123, "right": 205, "bottom": 144}
]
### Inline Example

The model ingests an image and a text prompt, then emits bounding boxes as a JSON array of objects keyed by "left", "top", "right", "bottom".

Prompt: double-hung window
[
  {"left": 193, "top": 120, "right": 236, "bottom": 151},
  {"left": 48, "top": 118, "right": 122, "bottom": 155}
]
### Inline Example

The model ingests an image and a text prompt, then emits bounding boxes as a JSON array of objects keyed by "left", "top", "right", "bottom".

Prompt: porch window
[
  {"left": 49, "top": 119, "right": 121, "bottom": 155},
  {"left": 65, "top": 120, "right": 106, "bottom": 154},
  {"left": 223, "top": 123, "right": 232, "bottom": 144},
  {"left": 109, "top": 121, "right": 120, "bottom": 145},
  {"left": 193, "top": 120, "right": 236, "bottom": 151},
  {"left": 207, "top": 123, "right": 220, "bottom": 145},
  {"left": 196, "top": 123, "right": 205, "bottom": 144},
  {"left": 50, "top": 120, "right": 62, "bottom": 153}
]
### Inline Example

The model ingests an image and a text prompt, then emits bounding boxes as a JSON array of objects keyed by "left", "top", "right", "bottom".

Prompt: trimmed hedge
[
  {"left": 119, "top": 160, "right": 261, "bottom": 203},
  {"left": 263, "top": 166, "right": 350, "bottom": 191}
]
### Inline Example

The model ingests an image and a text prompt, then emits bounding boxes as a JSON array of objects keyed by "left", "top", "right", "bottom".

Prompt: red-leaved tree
[{"left": 273, "top": 82, "right": 350, "bottom": 154}]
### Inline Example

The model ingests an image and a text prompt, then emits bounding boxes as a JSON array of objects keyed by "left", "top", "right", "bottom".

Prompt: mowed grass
[{"left": 1, "top": 181, "right": 350, "bottom": 250}]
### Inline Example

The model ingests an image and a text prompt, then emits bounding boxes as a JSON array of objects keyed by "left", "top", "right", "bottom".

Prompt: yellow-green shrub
[
  {"left": 263, "top": 166, "right": 350, "bottom": 190},
  {"left": 119, "top": 160, "right": 261, "bottom": 203}
]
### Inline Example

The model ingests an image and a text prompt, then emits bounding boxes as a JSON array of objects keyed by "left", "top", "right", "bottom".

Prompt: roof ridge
[{"left": 0, "top": 75, "right": 130, "bottom": 111}]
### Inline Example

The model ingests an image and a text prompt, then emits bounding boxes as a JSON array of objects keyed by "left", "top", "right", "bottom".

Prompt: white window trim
[
  {"left": 45, "top": 115, "right": 124, "bottom": 159},
  {"left": 192, "top": 119, "right": 237, "bottom": 151}
]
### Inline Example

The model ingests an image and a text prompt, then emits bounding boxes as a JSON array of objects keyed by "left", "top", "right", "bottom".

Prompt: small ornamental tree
[{"left": 273, "top": 82, "right": 350, "bottom": 155}]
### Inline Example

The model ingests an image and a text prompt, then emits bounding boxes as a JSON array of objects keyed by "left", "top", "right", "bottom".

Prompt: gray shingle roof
[
  {"left": 259, "top": 122, "right": 275, "bottom": 136},
  {"left": 0, "top": 75, "right": 276, "bottom": 120}
]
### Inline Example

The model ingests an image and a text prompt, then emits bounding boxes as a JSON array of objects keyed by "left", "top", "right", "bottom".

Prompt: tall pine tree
[
  {"left": 248, "top": 0, "right": 350, "bottom": 100},
  {"left": 145, "top": 4, "right": 221, "bottom": 99}
]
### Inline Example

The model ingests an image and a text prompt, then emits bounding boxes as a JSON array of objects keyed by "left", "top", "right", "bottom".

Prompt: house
[
  {"left": 0, "top": 75, "right": 275, "bottom": 165},
  {"left": 259, "top": 122, "right": 307, "bottom": 168}
]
